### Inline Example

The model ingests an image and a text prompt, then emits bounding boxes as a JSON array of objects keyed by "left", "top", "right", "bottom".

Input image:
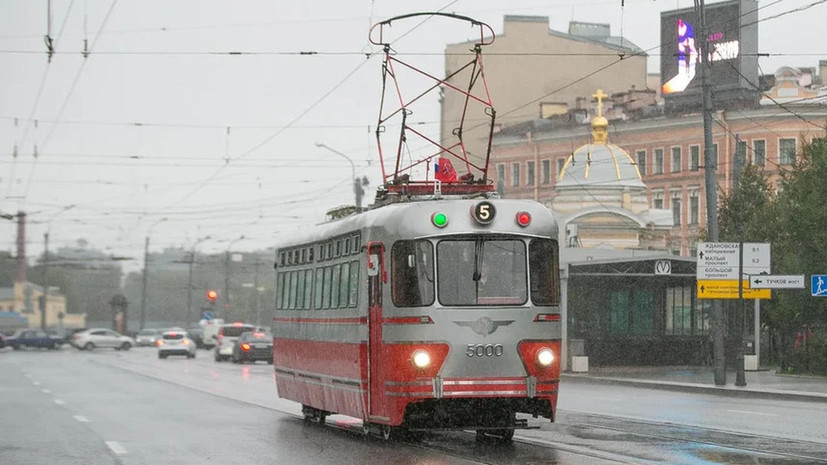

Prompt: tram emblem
[{"left": 453, "top": 317, "right": 513, "bottom": 337}]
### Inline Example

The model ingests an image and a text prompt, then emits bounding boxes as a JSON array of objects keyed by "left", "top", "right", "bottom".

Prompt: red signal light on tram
[
  {"left": 206, "top": 290, "right": 218, "bottom": 301},
  {"left": 515, "top": 211, "right": 532, "bottom": 227}
]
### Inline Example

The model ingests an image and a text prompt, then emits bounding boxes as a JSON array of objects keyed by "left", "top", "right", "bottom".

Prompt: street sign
[
  {"left": 697, "top": 280, "right": 771, "bottom": 299},
  {"left": 202, "top": 311, "right": 214, "bottom": 321},
  {"left": 750, "top": 275, "right": 805, "bottom": 289},
  {"left": 742, "top": 242, "right": 771, "bottom": 277},
  {"left": 654, "top": 260, "right": 672, "bottom": 275},
  {"left": 697, "top": 242, "right": 740, "bottom": 280},
  {"left": 812, "top": 275, "right": 827, "bottom": 297}
]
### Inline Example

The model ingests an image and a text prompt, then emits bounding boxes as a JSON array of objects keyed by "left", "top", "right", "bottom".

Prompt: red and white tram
[{"left": 272, "top": 198, "right": 561, "bottom": 439}]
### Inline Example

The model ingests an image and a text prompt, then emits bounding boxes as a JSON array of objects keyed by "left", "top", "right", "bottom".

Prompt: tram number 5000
[{"left": 466, "top": 343, "right": 504, "bottom": 357}]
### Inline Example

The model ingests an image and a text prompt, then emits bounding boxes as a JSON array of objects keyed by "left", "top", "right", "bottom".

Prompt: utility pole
[
  {"left": 698, "top": 0, "right": 726, "bottom": 386},
  {"left": 734, "top": 135, "right": 747, "bottom": 387},
  {"left": 40, "top": 232, "right": 49, "bottom": 330},
  {"left": 315, "top": 143, "right": 366, "bottom": 210},
  {"left": 224, "top": 236, "right": 245, "bottom": 321},
  {"left": 253, "top": 259, "right": 261, "bottom": 327},
  {"left": 140, "top": 218, "right": 167, "bottom": 330},
  {"left": 186, "top": 236, "right": 210, "bottom": 326}
]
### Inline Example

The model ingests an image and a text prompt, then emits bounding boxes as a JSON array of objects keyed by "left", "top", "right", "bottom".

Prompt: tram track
[{"left": 98, "top": 353, "right": 827, "bottom": 464}]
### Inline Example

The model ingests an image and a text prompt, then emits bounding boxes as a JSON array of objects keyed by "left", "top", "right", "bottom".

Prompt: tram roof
[{"left": 274, "top": 198, "right": 559, "bottom": 250}]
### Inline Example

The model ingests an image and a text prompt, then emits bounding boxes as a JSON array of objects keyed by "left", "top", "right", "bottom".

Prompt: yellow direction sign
[{"left": 697, "top": 280, "right": 771, "bottom": 299}]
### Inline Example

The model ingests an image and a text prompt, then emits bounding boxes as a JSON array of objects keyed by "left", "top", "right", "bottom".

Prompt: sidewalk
[{"left": 562, "top": 366, "right": 827, "bottom": 402}]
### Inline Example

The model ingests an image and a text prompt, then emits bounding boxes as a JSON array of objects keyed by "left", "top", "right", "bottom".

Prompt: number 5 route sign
[{"left": 812, "top": 275, "right": 827, "bottom": 297}]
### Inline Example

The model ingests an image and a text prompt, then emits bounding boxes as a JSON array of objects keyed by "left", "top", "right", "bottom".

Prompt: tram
[{"left": 271, "top": 13, "right": 562, "bottom": 440}]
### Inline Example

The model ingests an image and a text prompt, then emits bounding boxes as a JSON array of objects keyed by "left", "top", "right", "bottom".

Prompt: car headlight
[
  {"left": 412, "top": 350, "right": 431, "bottom": 369},
  {"left": 537, "top": 347, "right": 554, "bottom": 367}
]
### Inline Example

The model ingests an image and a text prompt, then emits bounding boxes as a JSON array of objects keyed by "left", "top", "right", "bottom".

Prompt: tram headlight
[
  {"left": 412, "top": 350, "right": 431, "bottom": 368},
  {"left": 536, "top": 347, "right": 554, "bottom": 367}
]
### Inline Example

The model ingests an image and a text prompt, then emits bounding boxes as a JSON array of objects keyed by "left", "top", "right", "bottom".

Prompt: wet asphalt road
[{"left": 2, "top": 347, "right": 827, "bottom": 465}]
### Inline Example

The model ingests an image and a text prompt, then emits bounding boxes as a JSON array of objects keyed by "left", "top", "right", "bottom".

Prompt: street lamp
[
  {"left": 41, "top": 204, "right": 76, "bottom": 330},
  {"left": 186, "top": 235, "right": 211, "bottom": 326},
  {"left": 315, "top": 142, "right": 366, "bottom": 210},
  {"left": 139, "top": 217, "right": 167, "bottom": 330},
  {"left": 224, "top": 235, "right": 245, "bottom": 321}
]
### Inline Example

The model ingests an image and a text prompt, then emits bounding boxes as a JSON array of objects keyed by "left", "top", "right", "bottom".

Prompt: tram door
[{"left": 367, "top": 242, "right": 386, "bottom": 420}]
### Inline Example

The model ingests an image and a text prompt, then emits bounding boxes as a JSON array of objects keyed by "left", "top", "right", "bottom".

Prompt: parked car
[
  {"left": 6, "top": 329, "right": 64, "bottom": 350},
  {"left": 232, "top": 330, "right": 273, "bottom": 364},
  {"left": 157, "top": 330, "right": 197, "bottom": 359},
  {"left": 214, "top": 323, "right": 255, "bottom": 362},
  {"left": 72, "top": 328, "right": 135, "bottom": 351},
  {"left": 135, "top": 329, "right": 162, "bottom": 347},
  {"left": 0, "top": 332, "right": 8, "bottom": 349}
]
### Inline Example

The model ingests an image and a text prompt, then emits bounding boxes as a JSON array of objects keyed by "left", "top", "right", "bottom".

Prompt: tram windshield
[{"left": 437, "top": 238, "right": 527, "bottom": 306}]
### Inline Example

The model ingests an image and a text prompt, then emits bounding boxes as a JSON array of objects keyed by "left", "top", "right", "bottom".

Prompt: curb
[{"left": 560, "top": 374, "right": 827, "bottom": 403}]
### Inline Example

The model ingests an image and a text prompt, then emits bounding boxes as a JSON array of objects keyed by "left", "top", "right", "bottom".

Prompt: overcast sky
[{"left": 1, "top": 0, "right": 825, "bottom": 272}]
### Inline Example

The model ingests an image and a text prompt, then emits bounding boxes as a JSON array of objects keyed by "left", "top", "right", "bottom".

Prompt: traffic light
[{"left": 206, "top": 290, "right": 218, "bottom": 302}]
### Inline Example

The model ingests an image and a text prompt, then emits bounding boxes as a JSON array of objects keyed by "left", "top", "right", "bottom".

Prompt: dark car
[
  {"left": 0, "top": 333, "right": 6, "bottom": 349},
  {"left": 6, "top": 329, "right": 64, "bottom": 350},
  {"left": 231, "top": 330, "right": 273, "bottom": 364},
  {"left": 187, "top": 326, "right": 205, "bottom": 349}
]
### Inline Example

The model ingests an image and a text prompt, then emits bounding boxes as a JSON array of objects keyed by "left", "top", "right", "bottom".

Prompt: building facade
[
  {"left": 493, "top": 73, "right": 827, "bottom": 256},
  {"left": 441, "top": 16, "right": 648, "bottom": 168}
]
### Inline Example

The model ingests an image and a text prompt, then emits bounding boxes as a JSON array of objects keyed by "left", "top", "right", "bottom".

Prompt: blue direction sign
[
  {"left": 202, "top": 311, "right": 214, "bottom": 321},
  {"left": 812, "top": 275, "right": 827, "bottom": 297}
]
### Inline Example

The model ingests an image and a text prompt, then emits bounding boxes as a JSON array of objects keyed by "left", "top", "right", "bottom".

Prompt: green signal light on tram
[{"left": 431, "top": 212, "right": 448, "bottom": 228}]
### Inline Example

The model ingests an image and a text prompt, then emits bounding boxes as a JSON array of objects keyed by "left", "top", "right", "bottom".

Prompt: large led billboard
[{"left": 660, "top": 0, "right": 758, "bottom": 97}]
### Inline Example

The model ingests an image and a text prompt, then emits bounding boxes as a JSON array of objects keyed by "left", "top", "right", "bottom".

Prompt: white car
[
  {"left": 72, "top": 328, "right": 135, "bottom": 351},
  {"left": 135, "top": 328, "right": 162, "bottom": 347},
  {"left": 214, "top": 323, "right": 255, "bottom": 362},
  {"left": 157, "top": 330, "right": 197, "bottom": 359}
]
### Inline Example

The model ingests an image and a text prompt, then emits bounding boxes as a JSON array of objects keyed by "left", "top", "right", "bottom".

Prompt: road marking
[
  {"left": 726, "top": 409, "right": 776, "bottom": 417},
  {"left": 74, "top": 415, "right": 89, "bottom": 423},
  {"left": 106, "top": 441, "right": 127, "bottom": 455},
  {"left": 41, "top": 389, "right": 51, "bottom": 394},
  {"left": 32, "top": 381, "right": 41, "bottom": 386},
  {"left": 54, "top": 399, "right": 65, "bottom": 405}
]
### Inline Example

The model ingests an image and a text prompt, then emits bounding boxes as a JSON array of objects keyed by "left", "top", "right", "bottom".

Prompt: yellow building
[{"left": 0, "top": 281, "right": 85, "bottom": 330}]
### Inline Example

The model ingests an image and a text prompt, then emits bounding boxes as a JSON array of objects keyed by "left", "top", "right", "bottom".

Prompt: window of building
[
  {"left": 671, "top": 147, "right": 682, "bottom": 173},
  {"left": 511, "top": 162, "right": 520, "bottom": 187},
  {"left": 496, "top": 164, "right": 506, "bottom": 196},
  {"left": 608, "top": 290, "right": 654, "bottom": 336},
  {"left": 706, "top": 143, "right": 718, "bottom": 169},
  {"left": 557, "top": 158, "right": 566, "bottom": 180},
  {"left": 665, "top": 286, "right": 693, "bottom": 335},
  {"left": 671, "top": 191, "right": 682, "bottom": 226},
  {"left": 526, "top": 161, "right": 535, "bottom": 186},
  {"left": 653, "top": 191, "right": 664, "bottom": 209},
  {"left": 779, "top": 138, "right": 796, "bottom": 165},
  {"left": 654, "top": 148, "right": 664, "bottom": 174},
  {"left": 689, "top": 145, "right": 700, "bottom": 171},
  {"left": 689, "top": 190, "right": 700, "bottom": 225},
  {"left": 753, "top": 139, "right": 766, "bottom": 166},
  {"left": 541, "top": 159, "right": 551, "bottom": 184},
  {"left": 636, "top": 150, "right": 646, "bottom": 175}
]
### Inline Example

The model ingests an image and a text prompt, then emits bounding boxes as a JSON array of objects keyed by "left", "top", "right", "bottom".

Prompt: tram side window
[
  {"left": 303, "top": 269, "right": 313, "bottom": 309},
  {"left": 323, "top": 266, "right": 333, "bottom": 309},
  {"left": 276, "top": 272, "right": 286, "bottom": 309},
  {"left": 331, "top": 264, "right": 341, "bottom": 308},
  {"left": 529, "top": 239, "right": 560, "bottom": 306},
  {"left": 391, "top": 240, "right": 435, "bottom": 307},
  {"left": 339, "top": 262, "right": 350, "bottom": 308},
  {"left": 296, "top": 269, "right": 306, "bottom": 309},
  {"left": 349, "top": 260, "right": 359, "bottom": 307},
  {"left": 288, "top": 271, "right": 298, "bottom": 310},
  {"left": 314, "top": 268, "right": 324, "bottom": 309}
]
